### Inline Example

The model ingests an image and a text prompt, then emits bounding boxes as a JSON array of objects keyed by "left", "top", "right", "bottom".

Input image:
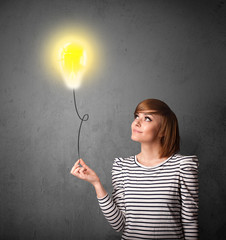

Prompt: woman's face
[{"left": 131, "top": 111, "right": 163, "bottom": 144}]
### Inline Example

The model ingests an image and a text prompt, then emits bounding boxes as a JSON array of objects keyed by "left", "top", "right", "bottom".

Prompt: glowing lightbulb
[{"left": 59, "top": 42, "right": 87, "bottom": 89}]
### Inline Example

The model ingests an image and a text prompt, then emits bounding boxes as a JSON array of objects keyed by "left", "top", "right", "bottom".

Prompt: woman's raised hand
[
  {"left": 70, "top": 159, "right": 107, "bottom": 199},
  {"left": 70, "top": 159, "right": 100, "bottom": 186}
]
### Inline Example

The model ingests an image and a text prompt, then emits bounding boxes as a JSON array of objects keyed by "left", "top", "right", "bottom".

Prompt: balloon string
[{"left": 73, "top": 89, "right": 89, "bottom": 159}]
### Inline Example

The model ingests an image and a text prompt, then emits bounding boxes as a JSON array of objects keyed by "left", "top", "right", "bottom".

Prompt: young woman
[{"left": 70, "top": 99, "right": 199, "bottom": 239}]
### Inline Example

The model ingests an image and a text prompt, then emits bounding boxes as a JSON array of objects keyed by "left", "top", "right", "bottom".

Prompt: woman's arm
[
  {"left": 97, "top": 158, "right": 125, "bottom": 232},
  {"left": 70, "top": 159, "right": 107, "bottom": 198},
  {"left": 180, "top": 156, "right": 199, "bottom": 240},
  {"left": 70, "top": 158, "right": 125, "bottom": 232}
]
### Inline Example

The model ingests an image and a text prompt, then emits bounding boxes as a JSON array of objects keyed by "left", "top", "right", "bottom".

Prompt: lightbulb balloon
[
  {"left": 59, "top": 42, "right": 87, "bottom": 89},
  {"left": 58, "top": 41, "right": 89, "bottom": 159}
]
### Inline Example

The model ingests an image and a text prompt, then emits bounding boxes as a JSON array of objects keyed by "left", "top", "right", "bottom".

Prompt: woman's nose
[{"left": 135, "top": 119, "right": 141, "bottom": 127}]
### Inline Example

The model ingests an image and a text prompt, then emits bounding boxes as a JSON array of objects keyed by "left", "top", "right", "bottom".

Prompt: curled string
[{"left": 73, "top": 89, "right": 89, "bottom": 159}]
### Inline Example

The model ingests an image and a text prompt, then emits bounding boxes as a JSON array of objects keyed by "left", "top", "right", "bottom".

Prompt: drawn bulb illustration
[{"left": 59, "top": 42, "right": 87, "bottom": 89}]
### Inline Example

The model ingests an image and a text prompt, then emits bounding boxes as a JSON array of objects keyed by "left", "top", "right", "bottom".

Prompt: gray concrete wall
[{"left": 0, "top": 0, "right": 226, "bottom": 239}]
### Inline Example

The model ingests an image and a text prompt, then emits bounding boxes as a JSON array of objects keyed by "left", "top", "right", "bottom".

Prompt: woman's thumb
[{"left": 79, "top": 159, "right": 88, "bottom": 168}]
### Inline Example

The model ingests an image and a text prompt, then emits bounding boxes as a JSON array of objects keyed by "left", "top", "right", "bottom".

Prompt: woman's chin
[{"left": 131, "top": 135, "right": 141, "bottom": 142}]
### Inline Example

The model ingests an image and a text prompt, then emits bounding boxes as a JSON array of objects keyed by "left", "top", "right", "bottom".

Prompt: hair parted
[{"left": 134, "top": 99, "right": 180, "bottom": 158}]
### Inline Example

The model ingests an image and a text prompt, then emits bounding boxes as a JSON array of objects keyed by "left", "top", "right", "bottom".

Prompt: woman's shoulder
[
  {"left": 113, "top": 156, "right": 135, "bottom": 168},
  {"left": 172, "top": 153, "right": 199, "bottom": 168},
  {"left": 113, "top": 156, "right": 135, "bottom": 164},
  {"left": 173, "top": 153, "right": 198, "bottom": 160}
]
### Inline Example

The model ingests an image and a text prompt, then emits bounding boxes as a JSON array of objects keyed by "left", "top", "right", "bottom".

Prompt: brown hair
[{"left": 134, "top": 99, "right": 180, "bottom": 158}]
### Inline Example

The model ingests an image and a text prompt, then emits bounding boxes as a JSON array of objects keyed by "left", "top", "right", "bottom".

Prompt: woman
[{"left": 70, "top": 99, "right": 199, "bottom": 239}]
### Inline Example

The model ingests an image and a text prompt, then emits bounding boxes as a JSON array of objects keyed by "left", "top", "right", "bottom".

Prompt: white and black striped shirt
[{"left": 98, "top": 154, "right": 199, "bottom": 239}]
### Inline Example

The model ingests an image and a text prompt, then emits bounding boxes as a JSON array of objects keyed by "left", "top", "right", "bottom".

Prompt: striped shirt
[{"left": 98, "top": 154, "right": 199, "bottom": 239}]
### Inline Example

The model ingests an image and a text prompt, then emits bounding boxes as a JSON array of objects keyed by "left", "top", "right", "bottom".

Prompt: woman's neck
[{"left": 136, "top": 142, "right": 167, "bottom": 167}]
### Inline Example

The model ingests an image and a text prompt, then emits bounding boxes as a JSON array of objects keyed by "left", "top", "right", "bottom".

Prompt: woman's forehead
[{"left": 136, "top": 110, "right": 158, "bottom": 115}]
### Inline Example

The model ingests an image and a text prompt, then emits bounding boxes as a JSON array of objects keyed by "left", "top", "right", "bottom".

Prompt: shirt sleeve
[
  {"left": 180, "top": 156, "right": 199, "bottom": 239},
  {"left": 97, "top": 158, "right": 125, "bottom": 232}
]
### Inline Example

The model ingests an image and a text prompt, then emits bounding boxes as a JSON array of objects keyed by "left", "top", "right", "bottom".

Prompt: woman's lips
[{"left": 133, "top": 129, "right": 142, "bottom": 133}]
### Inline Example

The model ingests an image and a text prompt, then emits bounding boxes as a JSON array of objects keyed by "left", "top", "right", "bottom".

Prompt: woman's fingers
[
  {"left": 70, "top": 159, "right": 87, "bottom": 172},
  {"left": 71, "top": 167, "right": 81, "bottom": 176},
  {"left": 71, "top": 165, "right": 87, "bottom": 179},
  {"left": 70, "top": 159, "right": 98, "bottom": 183},
  {"left": 70, "top": 166, "right": 77, "bottom": 175},
  {"left": 79, "top": 167, "right": 86, "bottom": 178},
  {"left": 70, "top": 159, "right": 83, "bottom": 173},
  {"left": 74, "top": 159, "right": 80, "bottom": 168},
  {"left": 71, "top": 163, "right": 79, "bottom": 174},
  {"left": 79, "top": 159, "right": 89, "bottom": 169}
]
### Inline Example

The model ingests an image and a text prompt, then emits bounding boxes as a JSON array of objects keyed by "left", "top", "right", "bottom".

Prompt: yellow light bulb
[{"left": 59, "top": 42, "right": 87, "bottom": 89}]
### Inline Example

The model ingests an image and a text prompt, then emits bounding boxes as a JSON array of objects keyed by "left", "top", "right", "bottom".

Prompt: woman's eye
[
  {"left": 134, "top": 115, "right": 139, "bottom": 119},
  {"left": 145, "top": 117, "right": 152, "bottom": 122}
]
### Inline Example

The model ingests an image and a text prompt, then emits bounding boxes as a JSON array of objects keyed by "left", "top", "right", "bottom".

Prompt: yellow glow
[
  {"left": 41, "top": 23, "right": 103, "bottom": 89},
  {"left": 59, "top": 42, "right": 87, "bottom": 89}
]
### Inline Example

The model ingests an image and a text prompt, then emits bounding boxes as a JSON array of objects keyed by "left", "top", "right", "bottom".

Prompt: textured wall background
[{"left": 0, "top": 0, "right": 226, "bottom": 239}]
